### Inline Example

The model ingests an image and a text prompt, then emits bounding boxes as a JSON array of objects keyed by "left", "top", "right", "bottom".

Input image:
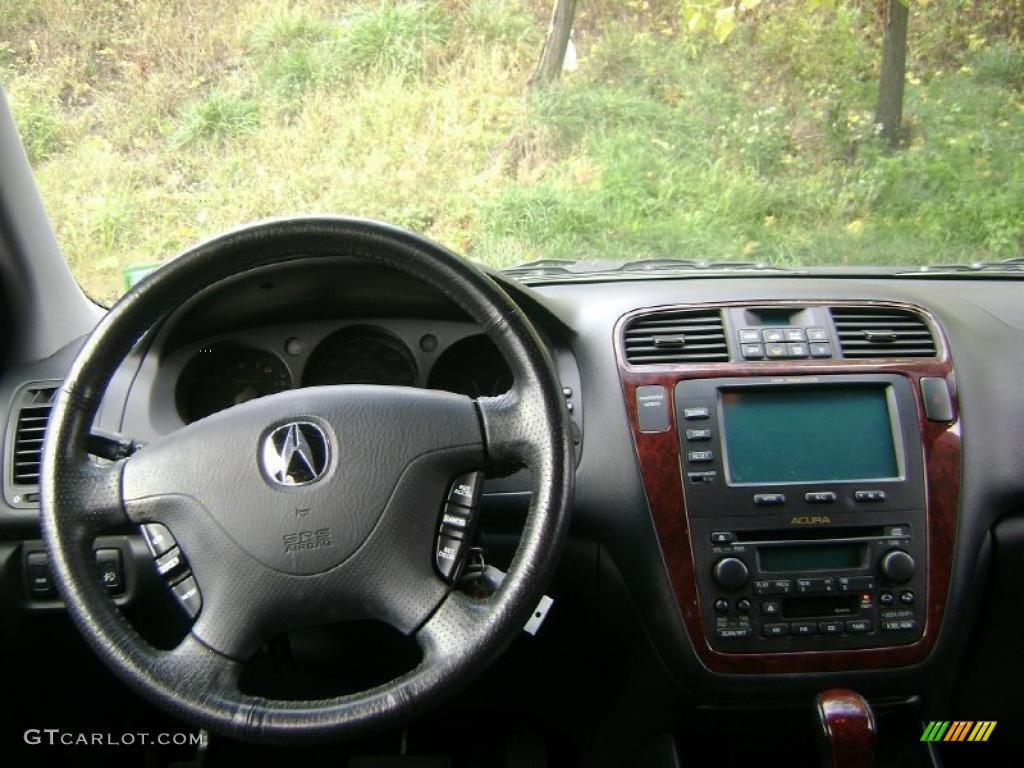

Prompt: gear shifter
[{"left": 814, "top": 689, "right": 876, "bottom": 768}]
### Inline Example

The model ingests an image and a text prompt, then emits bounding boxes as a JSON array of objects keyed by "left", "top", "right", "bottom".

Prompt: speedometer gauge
[
  {"left": 177, "top": 346, "right": 291, "bottom": 423},
  {"left": 302, "top": 327, "right": 418, "bottom": 387}
]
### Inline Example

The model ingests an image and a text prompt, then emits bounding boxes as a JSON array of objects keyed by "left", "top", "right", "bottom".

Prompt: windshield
[{"left": 3, "top": 1, "right": 1022, "bottom": 303}]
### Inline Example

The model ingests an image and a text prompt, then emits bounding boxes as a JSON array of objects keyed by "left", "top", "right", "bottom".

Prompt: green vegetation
[{"left": 1, "top": 0, "right": 1022, "bottom": 302}]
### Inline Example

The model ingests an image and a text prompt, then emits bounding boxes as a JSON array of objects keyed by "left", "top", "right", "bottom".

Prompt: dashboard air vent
[
  {"left": 624, "top": 309, "right": 728, "bottom": 364},
  {"left": 830, "top": 307, "right": 937, "bottom": 359},
  {"left": 10, "top": 385, "right": 59, "bottom": 487}
]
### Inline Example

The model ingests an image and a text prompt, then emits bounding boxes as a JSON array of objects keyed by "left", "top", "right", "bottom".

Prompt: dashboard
[{"left": 2, "top": 256, "right": 1024, "bottom": 749}]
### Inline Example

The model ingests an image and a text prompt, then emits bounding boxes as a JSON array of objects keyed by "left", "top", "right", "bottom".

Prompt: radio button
[
  {"left": 687, "top": 450, "right": 715, "bottom": 463},
  {"left": 710, "top": 531, "right": 735, "bottom": 545},
  {"left": 683, "top": 406, "right": 710, "bottom": 420},
  {"left": 753, "top": 580, "right": 771, "bottom": 595},
  {"left": 716, "top": 626, "right": 753, "bottom": 639},
  {"left": 765, "top": 343, "right": 787, "bottom": 358},
  {"left": 688, "top": 470, "right": 718, "bottom": 484},
  {"left": 754, "top": 493, "right": 786, "bottom": 506},
  {"left": 686, "top": 428, "right": 712, "bottom": 441},
  {"left": 819, "top": 620, "right": 845, "bottom": 635},
  {"left": 736, "top": 598, "right": 752, "bottom": 614},
  {"left": 797, "top": 577, "right": 835, "bottom": 594},
  {"left": 761, "top": 600, "right": 781, "bottom": 616},
  {"left": 741, "top": 343, "right": 765, "bottom": 360},
  {"left": 879, "top": 591, "right": 895, "bottom": 606},
  {"left": 807, "top": 327, "right": 829, "bottom": 342},
  {"left": 763, "top": 623, "right": 790, "bottom": 637},
  {"left": 882, "top": 618, "right": 917, "bottom": 632},
  {"left": 899, "top": 590, "right": 915, "bottom": 605},
  {"left": 792, "top": 621, "right": 817, "bottom": 636},
  {"left": 712, "top": 558, "right": 750, "bottom": 591},
  {"left": 713, "top": 598, "right": 730, "bottom": 615},
  {"left": 880, "top": 549, "right": 916, "bottom": 583},
  {"left": 739, "top": 329, "right": 762, "bottom": 343},
  {"left": 846, "top": 619, "right": 873, "bottom": 633},
  {"left": 855, "top": 490, "right": 887, "bottom": 503},
  {"left": 838, "top": 576, "right": 875, "bottom": 592},
  {"left": 805, "top": 491, "right": 837, "bottom": 504},
  {"left": 769, "top": 579, "right": 793, "bottom": 595}
]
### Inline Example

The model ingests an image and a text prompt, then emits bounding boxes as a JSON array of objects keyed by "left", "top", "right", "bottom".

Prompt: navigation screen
[{"left": 721, "top": 387, "right": 900, "bottom": 485}]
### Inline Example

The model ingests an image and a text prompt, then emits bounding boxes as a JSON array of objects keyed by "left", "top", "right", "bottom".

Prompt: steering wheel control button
[
  {"left": 94, "top": 549, "right": 124, "bottom": 594},
  {"left": 141, "top": 523, "right": 176, "bottom": 558},
  {"left": 879, "top": 549, "right": 916, "bottom": 583},
  {"left": 155, "top": 547, "right": 186, "bottom": 581},
  {"left": 434, "top": 536, "right": 464, "bottom": 582},
  {"left": 25, "top": 551, "right": 55, "bottom": 598},
  {"left": 447, "top": 471, "right": 483, "bottom": 509},
  {"left": 712, "top": 557, "right": 749, "bottom": 592},
  {"left": 635, "top": 386, "right": 669, "bottom": 432},
  {"left": 170, "top": 575, "right": 202, "bottom": 619}
]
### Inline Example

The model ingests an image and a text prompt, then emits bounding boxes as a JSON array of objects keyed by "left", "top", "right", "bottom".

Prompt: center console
[{"left": 617, "top": 300, "right": 960, "bottom": 673}]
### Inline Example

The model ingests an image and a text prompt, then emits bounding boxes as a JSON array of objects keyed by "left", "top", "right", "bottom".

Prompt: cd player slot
[{"left": 734, "top": 526, "right": 887, "bottom": 543}]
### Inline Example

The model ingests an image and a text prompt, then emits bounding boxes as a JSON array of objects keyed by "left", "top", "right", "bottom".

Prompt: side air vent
[
  {"left": 9, "top": 385, "right": 59, "bottom": 493},
  {"left": 624, "top": 309, "right": 729, "bottom": 364},
  {"left": 830, "top": 307, "right": 937, "bottom": 359}
]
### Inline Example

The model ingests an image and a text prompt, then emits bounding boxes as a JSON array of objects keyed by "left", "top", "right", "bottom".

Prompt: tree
[
  {"left": 528, "top": 0, "right": 577, "bottom": 91},
  {"left": 875, "top": 0, "right": 910, "bottom": 148}
]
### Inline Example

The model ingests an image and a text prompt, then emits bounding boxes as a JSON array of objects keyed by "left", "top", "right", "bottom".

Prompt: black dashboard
[{"left": 2, "top": 258, "right": 1024, "bottom": 754}]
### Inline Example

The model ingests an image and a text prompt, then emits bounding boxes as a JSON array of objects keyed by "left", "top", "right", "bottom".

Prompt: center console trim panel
[{"left": 615, "top": 299, "right": 959, "bottom": 673}]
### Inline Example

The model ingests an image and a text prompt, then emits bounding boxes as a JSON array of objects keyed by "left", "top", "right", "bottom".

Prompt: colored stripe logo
[{"left": 921, "top": 721, "right": 996, "bottom": 742}]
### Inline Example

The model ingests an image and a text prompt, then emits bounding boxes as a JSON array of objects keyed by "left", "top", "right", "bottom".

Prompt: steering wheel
[{"left": 40, "top": 217, "right": 573, "bottom": 742}]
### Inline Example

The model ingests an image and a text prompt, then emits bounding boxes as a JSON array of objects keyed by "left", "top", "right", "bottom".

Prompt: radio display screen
[
  {"left": 759, "top": 543, "right": 866, "bottom": 572},
  {"left": 721, "top": 387, "right": 900, "bottom": 485}
]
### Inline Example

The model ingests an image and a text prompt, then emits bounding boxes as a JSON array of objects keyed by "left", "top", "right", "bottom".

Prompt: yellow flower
[{"left": 846, "top": 220, "right": 865, "bottom": 235}]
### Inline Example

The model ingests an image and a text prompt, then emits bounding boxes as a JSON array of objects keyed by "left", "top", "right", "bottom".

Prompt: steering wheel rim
[{"left": 40, "top": 217, "right": 574, "bottom": 742}]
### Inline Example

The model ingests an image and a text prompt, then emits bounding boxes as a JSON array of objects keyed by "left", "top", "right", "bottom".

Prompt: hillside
[{"left": 1, "top": 0, "right": 1022, "bottom": 302}]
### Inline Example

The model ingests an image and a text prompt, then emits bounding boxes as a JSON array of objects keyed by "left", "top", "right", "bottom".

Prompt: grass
[{"left": 0, "top": 0, "right": 1022, "bottom": 303}]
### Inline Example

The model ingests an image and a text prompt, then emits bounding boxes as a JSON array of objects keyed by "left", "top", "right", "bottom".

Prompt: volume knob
[
  {"left": 879, "top": 549, "right": 915, "bottom": 583},
  {"left": 713, "top": 557, "right": 750, "bottom": 592}
]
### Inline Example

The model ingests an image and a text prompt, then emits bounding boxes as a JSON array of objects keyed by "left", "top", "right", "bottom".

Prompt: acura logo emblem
[{"left": 261, "top": 422, "right": 330, "bottom": 486}]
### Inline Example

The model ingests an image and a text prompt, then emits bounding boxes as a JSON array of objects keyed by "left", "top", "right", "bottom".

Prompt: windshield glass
[{"left": 3, "top": 1, "right": 1022, "bottom": 302}]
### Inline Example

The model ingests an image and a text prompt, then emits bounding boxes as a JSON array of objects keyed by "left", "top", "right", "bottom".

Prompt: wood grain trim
[{"left": 616, "top": 300, "right": 959, "bottom": 673}]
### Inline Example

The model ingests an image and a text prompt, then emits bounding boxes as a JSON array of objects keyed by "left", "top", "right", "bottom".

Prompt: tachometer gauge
[
  {"left": 302, "top": 327, "right": 418, "bottom": 387},
  {"left": 427, "top": 335, "right": 513, "bottom": 397},
  {"left": 177, "top": 346, "right": 291, "bottom": 423}
]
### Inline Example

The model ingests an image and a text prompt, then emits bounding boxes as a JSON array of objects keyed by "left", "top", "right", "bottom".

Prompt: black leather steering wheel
[{"left": 40, "top": 217, "right": 573, "bottom": 742}]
